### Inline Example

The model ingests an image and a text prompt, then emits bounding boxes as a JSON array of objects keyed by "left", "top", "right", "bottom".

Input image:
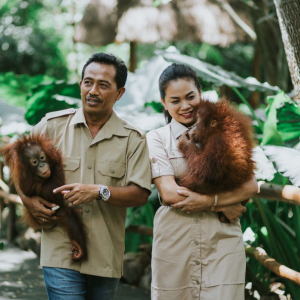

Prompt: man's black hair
[
  {"left": 159, "top": 63, "right": 202, "bottom": 123},
  {"left": 81, "top": 53, "right": 128, "bottom": 89}
]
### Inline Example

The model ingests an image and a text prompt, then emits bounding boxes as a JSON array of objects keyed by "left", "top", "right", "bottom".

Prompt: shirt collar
[
  {"left": 170, "top": 118, "right": 189, "bottom": 139},
  {"left": 69, "top": 107, "right": 129, "bottom": 143},
  {"left": 69, "top": 107, "right": 86, "bottom": 127}
]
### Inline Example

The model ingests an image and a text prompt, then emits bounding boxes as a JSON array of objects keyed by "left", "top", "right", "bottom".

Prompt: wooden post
[
  {"left": 0, "top": 197, "right": 4, "bottom": 238},
  {"left": 7, "top": 202, "right": 16, "bottom": 242},
  {"left": 0, "top": 161, "right": 3, "bottom": 238},
  {"left": 129, "top": 41, "right": 137, "bottom": 72}
]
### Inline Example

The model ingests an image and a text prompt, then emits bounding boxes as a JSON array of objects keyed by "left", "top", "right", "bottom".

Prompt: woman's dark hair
[
  {"left": 81, "top": 53, "right": 128, "bottom": 89},
  {"left": 159, "top": 63, "right": 202, "bottom": 124}
]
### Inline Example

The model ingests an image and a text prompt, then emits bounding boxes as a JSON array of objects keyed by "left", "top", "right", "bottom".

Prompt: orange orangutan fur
[
  {"left": 178, "top": 98, "right": 255, "bottom": 220},
  {"left": 1, "top": 134, "right": 88, "bottom": 260}
]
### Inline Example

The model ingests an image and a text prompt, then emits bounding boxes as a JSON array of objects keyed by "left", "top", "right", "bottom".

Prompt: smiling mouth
[{"left": 181, "top": 110, "right": 193, "bottom": 118}]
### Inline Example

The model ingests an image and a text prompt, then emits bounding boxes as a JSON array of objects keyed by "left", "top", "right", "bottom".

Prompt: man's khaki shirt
[{"left": 32, "top": 107, "right": 151, "bottom": 278}]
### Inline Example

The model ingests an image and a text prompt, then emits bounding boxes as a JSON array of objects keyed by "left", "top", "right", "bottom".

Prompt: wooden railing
[{"left": 0, "top": 189, "right": 22, "bottom": 241}]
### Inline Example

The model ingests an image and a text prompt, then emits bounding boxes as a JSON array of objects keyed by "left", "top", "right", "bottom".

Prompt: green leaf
[
  {"left": 0, "top": 242, "right": 3, "bottom": 250},
  {"left": 261, "top": 91, "right": 286, "bottom": 146},
  {"left": 261, "top": 91, "right": 300, "bottom": 147},
  {"left": 25, "top": 81, "right": 81, "bottom": 125},
  {"left": 144, "top": 101, "right": 164, "bottom": 113},
  {"left": 162, "top": 52, "right": 279, "bottom": 93},
  {"left": 0, "top": 72, "right": 54, "bottom": 107}
]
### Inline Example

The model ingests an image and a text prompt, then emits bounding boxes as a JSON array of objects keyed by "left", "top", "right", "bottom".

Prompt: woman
[{"left": 146, "top": 63, "right": 258, "bottom": 300}]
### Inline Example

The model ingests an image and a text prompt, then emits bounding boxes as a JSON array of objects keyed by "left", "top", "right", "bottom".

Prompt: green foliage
[
  {"left": 262, "top": 91, "right": 300, "bottom": 147},
  {"left": 125, "top": 187, "right": 160, "bottom": 253},
  {"left": 144, "top": 101, "right": 164, "bottom": 113},
  {"left": 162, "top": 52, "right": 279, "bottom": 93},
  {"left": 0, "top": 0, "right": 68, "bottom": 78},
  {"left": 0, "top": 242, "right": 3, "bottom": 250},
  {"left": 25, "top": 81, "right": 80, "bottom": 125},
  {"left": 137, "top": 42, "right": 254, "bottom": 80},
  {"left": 0, "top": 72, "right": 53, "bottom": 107},
  {"left": 240, "top": 91, "right": 300, "bottom": 297}
]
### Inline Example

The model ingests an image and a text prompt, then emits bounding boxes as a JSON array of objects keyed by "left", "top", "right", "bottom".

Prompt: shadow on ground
[{"left": 0, "top": 240, "right": 150, "bottom": 300}]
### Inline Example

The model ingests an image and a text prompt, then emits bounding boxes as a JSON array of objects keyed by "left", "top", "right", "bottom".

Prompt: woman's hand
[
  {"left": 218, "top": 203, "right": 247, "bottom": 223},
  {"left": 171, "top": 189, "right": 214, "bottom": 212}
]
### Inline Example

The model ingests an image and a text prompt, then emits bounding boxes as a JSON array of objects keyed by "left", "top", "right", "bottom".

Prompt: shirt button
[
  {"left": 88, "top": 165, "right": 92, "bottom": 169},
  {"left": 196, "top": 279, "right": 200, "bottom": 285},
  {"left": 194, "top": 219, "right": 199, "bottom": 224},
  {"left": 151, "top": 158, "right": 157, "bottom": 163},
  {"left": 111, "top": 168, "right": 115, "bottom": 173},
  {"left": 85, "top": 231, "right": 89, "bottom": 235},
  {"left": 63, "top": 163, "right": 67, "bottom": 167},
  {"left": 194, "top": 240, "right": 199, "bottom": 245},
  {"left": 195, "top": 260, "right": 200, "bottom": 265},
  {"left": 122, "top": 121, "right": 127, "bottom": 125},
  {"left": 85, "top": 208, "right": 89, "bottom": 213}
]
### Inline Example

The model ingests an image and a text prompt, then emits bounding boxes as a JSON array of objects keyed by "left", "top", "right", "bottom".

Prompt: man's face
[{"left": 80, "top": 62, "right": 125, "bottom": 119}]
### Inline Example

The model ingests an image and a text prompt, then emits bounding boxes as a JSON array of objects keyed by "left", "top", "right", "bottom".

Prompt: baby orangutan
[
  {"left": 178, "top": 98, "right": 255, "bottom": 223},
  {"left": 1, "top": 134, "right": 87, "bottom": 260}
]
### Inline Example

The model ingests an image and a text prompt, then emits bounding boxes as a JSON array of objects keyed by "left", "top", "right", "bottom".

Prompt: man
[{"left": 17, "top": 53, "right": 152, "bottom": 299}]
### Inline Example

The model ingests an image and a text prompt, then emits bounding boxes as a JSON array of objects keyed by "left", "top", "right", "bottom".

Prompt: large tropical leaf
[
  {"left": 252, "top": 146, "right": 276, "bottom": 182},
  {"left": 263, "top": 145, "right": 300, "bottom": 187},
  {"left": 162, "top": 52, "right": 280, "bottom": 92},
  {"left": 25, "top": 81, "right": 81, "bottom": 125},
  {"left": 0, "top": 72, "right": 53, "bottom": 107},
  {"left": 262, "top": 91, "right": 300, "bottom": 147}
]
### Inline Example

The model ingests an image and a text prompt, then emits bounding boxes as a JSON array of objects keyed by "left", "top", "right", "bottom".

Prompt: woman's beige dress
[{"left": 146, "top": 118, "right": 246, "bottom": 300}]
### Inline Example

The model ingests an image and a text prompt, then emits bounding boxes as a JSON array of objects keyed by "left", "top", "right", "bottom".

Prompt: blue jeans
[{"left": 43, "top": 267, "right": 120, "bottom": 300}]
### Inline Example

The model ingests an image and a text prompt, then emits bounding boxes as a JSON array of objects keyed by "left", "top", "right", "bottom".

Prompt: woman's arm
[
  {"left": 171, "top": 175, "right": 258, "bottom": 211},
  {"left": 154, "top": 174, "right": 255, "bottom": 222},
  {"left": 153, "top": 175, "right": 189, "bottom": 205}
]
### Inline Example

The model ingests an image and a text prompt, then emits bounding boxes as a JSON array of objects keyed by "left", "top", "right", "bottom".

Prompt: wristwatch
[{"left": 99, "top": 184, "right": 111, "bottom": 201}]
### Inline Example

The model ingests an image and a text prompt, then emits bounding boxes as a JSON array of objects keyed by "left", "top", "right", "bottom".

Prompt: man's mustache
[{"left": 86, "top": 96, "right": 103, "bottom": 102}]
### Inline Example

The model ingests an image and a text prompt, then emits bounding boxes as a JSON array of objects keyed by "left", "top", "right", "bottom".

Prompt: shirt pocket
[
  {"left": 97, "top": 161, "right": 126, "bottom": 187},
  {"left": 166, "top": 149, "right": 187, "bottom": 179},
  {"left": 63, "top": 157, "right": 80, "bottom": 184},
  {"left": 202, "top": 236, "right": 246, "bottom": 287}
]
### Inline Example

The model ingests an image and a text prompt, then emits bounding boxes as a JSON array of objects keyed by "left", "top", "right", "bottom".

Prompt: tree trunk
[
  {"left": 273, "top": 0, "right": 300, "bottom": 101},
  {"left": 245, "top": 0, "right": 291, "bottom": 91},
  {"left": 129, "top": 41, "right": 137, "bottom": 72}
]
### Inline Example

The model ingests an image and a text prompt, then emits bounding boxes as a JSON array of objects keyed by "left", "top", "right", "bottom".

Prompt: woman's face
[{"left": 162, "top": 78, "right": 201, "bottom": 126}]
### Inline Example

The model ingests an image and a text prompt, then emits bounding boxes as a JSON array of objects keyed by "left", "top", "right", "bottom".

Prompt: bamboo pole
[
  {"left": 258, "top": 182, "right": 300, "bottom": 206},
  {"left": 246, "top": 246, "right": 300, "bottom": 286}
]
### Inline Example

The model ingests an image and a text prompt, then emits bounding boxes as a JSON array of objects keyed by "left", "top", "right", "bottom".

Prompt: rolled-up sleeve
[
  {"left": 126, "top": 131, "right": 152, "bottom": 193},
  {"left": 146, "top": 130, "right": 175, "bottom": 179}
]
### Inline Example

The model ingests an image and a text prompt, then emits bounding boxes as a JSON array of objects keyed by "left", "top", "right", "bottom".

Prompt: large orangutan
[
  {"left": 1, "top": 134, "right": 87, "bottom": 260},
  {"left": 178, "top": 98, "right": 255, "bottom": 223}
]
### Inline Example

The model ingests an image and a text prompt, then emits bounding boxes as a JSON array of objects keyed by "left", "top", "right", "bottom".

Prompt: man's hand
[
  {"left": 218, "top": 203, "right": 247, "bottom": 223},
  {"left": 171, "top": 189, "right": 214, "bottom": 213},
  {"left": 53, "top": 183, "right": 99, "bottom": 206},
  {"left": 23, "top": 195, "right": 58, "bottom": 227}
]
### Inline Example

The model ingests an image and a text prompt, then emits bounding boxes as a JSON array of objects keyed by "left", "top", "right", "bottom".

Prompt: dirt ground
[{"left": 0, "top": 240, "right": 150, "bottom": 300}]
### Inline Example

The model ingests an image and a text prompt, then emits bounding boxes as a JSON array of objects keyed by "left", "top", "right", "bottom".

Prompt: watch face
[{"left": 102, "top": 187, "right": 110, "bottom": 200}]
